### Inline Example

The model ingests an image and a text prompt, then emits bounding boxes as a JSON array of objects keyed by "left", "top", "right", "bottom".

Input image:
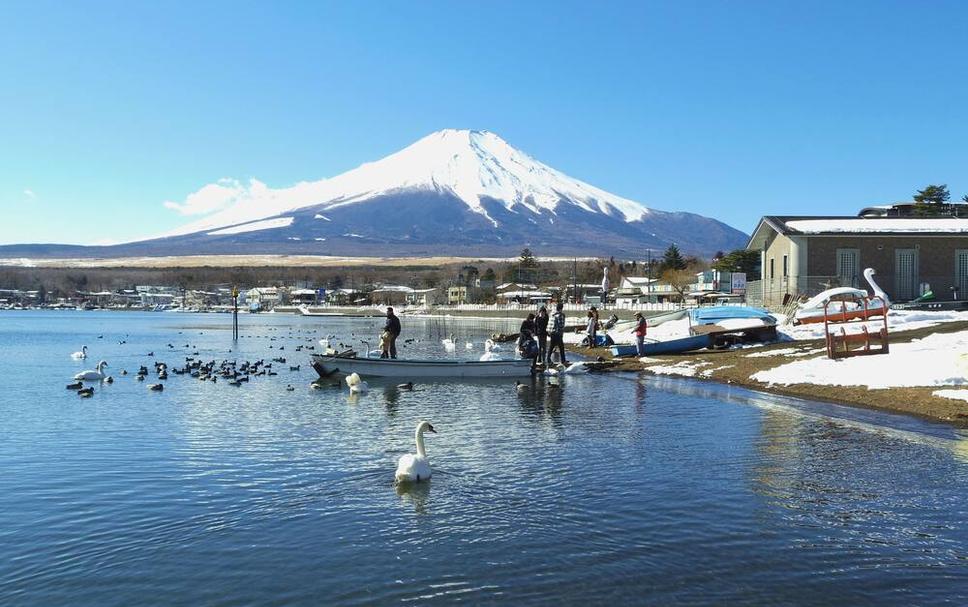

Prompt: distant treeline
[{"left": 0, "top": 251, "right": 707, "bottom": 300}]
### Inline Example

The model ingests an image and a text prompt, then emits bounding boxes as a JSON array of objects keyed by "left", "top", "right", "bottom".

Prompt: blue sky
[{"left": 1, "top": 0, "right": 966, "bottom": 245}]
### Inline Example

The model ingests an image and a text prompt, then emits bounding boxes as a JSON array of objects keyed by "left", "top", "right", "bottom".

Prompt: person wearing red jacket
[{"left": 632, "top": 312, "right": 648, "bottom": 356}]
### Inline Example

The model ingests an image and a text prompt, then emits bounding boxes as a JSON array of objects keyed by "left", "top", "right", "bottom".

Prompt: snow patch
[
  {"left": 206, "top": 216, "right": 294, "bottom": 236},
  {"left": 787, "top": 218, "right": 968, "bottom": 234},
  {"left": 751, "top": 329, "right": 968, "bottom": 389},
  {"left": 314, "top": 214, "right": 331, "bottom": 221},
  {"left": 933, "top": 389, "right": 968, "bottom": 402}
]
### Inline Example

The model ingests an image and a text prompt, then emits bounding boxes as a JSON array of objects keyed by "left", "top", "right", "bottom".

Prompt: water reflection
[{"left": 395, "top": 481, "right": 431, "bottom": 514}]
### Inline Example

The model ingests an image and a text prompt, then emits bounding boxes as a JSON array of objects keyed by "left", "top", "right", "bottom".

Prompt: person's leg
[
  {"left": 538, "top": 335, "right": 547, "bottom": 362},
  {"left": 389, "top": 335, "right": 397, "bottom": 359},
  {"left": 636, "top": 334, "right": 644, "bottom": 356}
]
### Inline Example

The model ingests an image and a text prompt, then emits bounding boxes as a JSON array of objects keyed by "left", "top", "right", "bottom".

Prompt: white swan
[
  {"left": 441, "top": 335, "right": 457, "bottom": 352},
  {"left": 70, "top": 345, "right": 88, "bottom": 360},
  {"left": 395, "top": 420, "right": 436, "bottom": 483},
  {"left": 74, "top": 360, "right": 108, "bottom": 381},
  {"left": 479, "top": 339, "right": 502, "bottom": 361},
  {"left": 465, "top": 341, "right": 474, "bottom": 350},
  {"left": 345, "top": 372, "right": 369, "bottom": 394},
  {"left": 484, "top": 339, "right": 502, "bottom": 351}
]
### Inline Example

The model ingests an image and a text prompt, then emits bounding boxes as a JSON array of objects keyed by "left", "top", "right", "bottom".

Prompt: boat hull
[
  {"left": 311, "top": 354, "right": 533, "bottom": 379},
  {"left": 610, "top": 334, "right": 713, "bottom": 358}
]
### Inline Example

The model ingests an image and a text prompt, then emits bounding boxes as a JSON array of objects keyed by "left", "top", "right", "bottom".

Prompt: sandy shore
[{"left": 569, "top": 321, "right": 968, "bottom": 427}]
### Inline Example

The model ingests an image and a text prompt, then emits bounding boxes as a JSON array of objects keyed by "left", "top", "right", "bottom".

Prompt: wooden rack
[{"left": 823, "top": 297, "right": 890, "bottom": 360}]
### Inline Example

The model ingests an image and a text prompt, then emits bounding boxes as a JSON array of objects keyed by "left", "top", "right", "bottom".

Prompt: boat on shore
[
  {"left": 298, "top": 305, "right": 345, "bottom": 317},
  {"left": 610, "top": 334, "right": 713, "bottom": 358},
  {"left": 311, "top": 352, "right": 533, "bottom": 379}
]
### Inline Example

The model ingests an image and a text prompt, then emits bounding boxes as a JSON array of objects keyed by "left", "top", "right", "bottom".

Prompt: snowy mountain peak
[{"left": 165, "top": 129, "right": 651, "bottom": 237}]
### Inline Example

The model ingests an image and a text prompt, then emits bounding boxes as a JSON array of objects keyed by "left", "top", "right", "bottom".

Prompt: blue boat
[
  {"left": 610, "top": 333, "right": 713, "bottom": 358},
  {"left": 689, "top": 306, "right": 775, "bottom": 326}
]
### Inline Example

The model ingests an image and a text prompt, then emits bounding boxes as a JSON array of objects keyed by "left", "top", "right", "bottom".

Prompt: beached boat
[
  {"left": 311, "top": 353, "right": 533, "bottom": 379},
  {"left": 610, "top": 334, "right": 713, "bottom": 358},
  {"left": 298, "top": 305, "right": 344, "bottom": 317},
  {"left": 793, "top": 268, "right": 891, "bottom": 325},
  {"left": 689, "top": 305, "right": 776, "bottom": 326}
]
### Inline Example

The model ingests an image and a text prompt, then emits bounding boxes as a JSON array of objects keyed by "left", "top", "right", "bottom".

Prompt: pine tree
[{"left": 660, "top": 244, "right": 687, "bottom": 272}]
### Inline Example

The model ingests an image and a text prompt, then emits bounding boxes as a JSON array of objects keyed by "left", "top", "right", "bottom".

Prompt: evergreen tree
[
  {"left": 660, "top": 244, "right": 687, "bottom": 272},
  {"left": 913, "top": 184, "right": 950, "bottom": 204},
  {"left": 712, "top": 249, "right": 761, "bottom": 280},
  {"left": 519, "top": 248, "right": 538, "bottom": 268}
]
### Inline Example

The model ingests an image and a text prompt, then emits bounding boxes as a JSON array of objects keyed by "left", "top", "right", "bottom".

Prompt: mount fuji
[{"left": 3, "top": 130, "right": 747, "bottom": 259}]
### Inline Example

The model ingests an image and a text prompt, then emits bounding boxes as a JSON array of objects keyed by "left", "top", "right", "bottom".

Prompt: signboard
[{"left": 730, "top": 273, "right": 747, "bottom": 294}]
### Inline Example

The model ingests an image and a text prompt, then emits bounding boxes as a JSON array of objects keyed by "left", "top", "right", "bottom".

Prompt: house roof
[{"left": 747, "top": 215, "right": 968, "bottom": 249}]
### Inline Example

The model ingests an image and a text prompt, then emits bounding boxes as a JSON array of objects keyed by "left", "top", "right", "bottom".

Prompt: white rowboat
[{"left": 311, "top": 353, "right": 533, "bottom": 379}]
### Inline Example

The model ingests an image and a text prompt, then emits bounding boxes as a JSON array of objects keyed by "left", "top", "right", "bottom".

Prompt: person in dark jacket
[
  {"left": 547, "top": 302, "right": 567, "bottom": 365},
  {"left": 381, "top": 307, "right": 402, "bottom": 359},
  {"left": 535, "top": 305, "right": 549, "bottom": 364},
  {"left": 517, "top": 313, "right": 539, "bottom": 372}
]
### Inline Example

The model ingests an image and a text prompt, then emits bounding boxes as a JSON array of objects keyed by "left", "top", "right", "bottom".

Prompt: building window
[
  {"left": 836, "top": 249, "right": 859, "bottom": 287},
  {"left": 782, "top": 254, "right": 788, "bottom": 278},
  {"left": 769, "top": 258, "right": 775, "bottom": 281}
]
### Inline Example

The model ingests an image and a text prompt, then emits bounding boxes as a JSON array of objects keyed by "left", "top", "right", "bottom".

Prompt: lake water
[{"left": 2, "top": 311, "right": 967, "bottom": 605}]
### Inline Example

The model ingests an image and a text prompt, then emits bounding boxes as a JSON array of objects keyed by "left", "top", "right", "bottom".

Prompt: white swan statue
[
  {"left": 395, "top": 420, "right": 436, "bottom": 483},
  {"left": 794, "top": 267, "right": 891, "bottom": 325},
  {"left": 441, "top": 335, "right": 457, "bottom": 352},
  {"left": 345, "top": 372, "right": 369, "bottom": 394},
  {"left": 70, "top": 345, "right": 88, "bottom": 360},
  {"left": 864, "top": 267, "right": 891, "bottom": 305},
  {"left": 74, "top": 360, "right": 108, "bottom": 381}
]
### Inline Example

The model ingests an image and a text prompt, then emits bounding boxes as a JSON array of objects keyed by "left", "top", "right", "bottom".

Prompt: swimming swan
[
  {"left": 442, "top": 335, "right": 457, "bottom": 352},
  {"left": 395, "top": 420, "right": 436, "bottom": 483},
  {"left": 70, "top": 345, "right": 88, "bottom": 360},
  {"left": 479, "top": 339, "right": 502, "bottom": 361},
  {"left": 74, "top": 360, "right": 108, "bottom": 381},
  {"left": 345, "top": 372, "right": 369, "bottom": 394}
]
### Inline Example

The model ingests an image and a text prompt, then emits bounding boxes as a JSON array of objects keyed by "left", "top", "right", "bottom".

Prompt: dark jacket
[
  {"left": 384, "top": 314, "right": 401, "bottom": 336},
  {"left": 549, "top": 311, "right": 566, "bottom": 336},
  {"left": 518, "top": 319, "right": 535, "bottom": 341},
  {"left": 535, "top": 312, "right": 549, "bottom": 337}
]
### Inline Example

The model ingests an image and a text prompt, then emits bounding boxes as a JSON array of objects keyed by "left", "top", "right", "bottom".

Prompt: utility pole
[
  {"left": 231, "top": 286, "right": 239, "bottom": 340},
  {"left": 647, "top": 249, "right": 652, "bottom": 303},
  {"left": 573, "top": 257, "right": 578, "bottom": 304}
]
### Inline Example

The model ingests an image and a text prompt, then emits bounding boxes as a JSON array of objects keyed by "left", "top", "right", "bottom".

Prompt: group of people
[
  {"left": 516, "top": 303, "right": 569, "bottom": 370},
  {"left": 380, "top": 302, "right": 649, "bottom": 365},
  {"left": 517, "top": 304, "right": 650, "bottom": 366}
]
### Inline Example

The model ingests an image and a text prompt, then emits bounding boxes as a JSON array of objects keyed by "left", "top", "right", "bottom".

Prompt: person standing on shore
[
  {"left": 548, "top": 302, "right": 567, "bottom": 365},
  {"left": 381, "top": 307, "right": 401, "bottom": 359},
  {"left": 535, "top": 305, "right": 549, "bottom": 364},
  {"left": 632, "top": 312, "right": 648, "bottom": 356},
  {"left": 586, "top": 306, "right": 599, "bottom": 348}
]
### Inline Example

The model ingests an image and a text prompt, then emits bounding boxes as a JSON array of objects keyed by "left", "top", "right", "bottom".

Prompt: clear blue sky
[{"left": 2, "top": 0, "right": 966, "bottom": 245}]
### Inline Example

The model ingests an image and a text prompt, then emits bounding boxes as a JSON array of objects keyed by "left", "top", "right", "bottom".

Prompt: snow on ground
[
  {"left": 777, "top": 309, "right": 968, "bottom": 341},
  {"left": 206, "top": 216, "right": 294, "bottom": 236},
  {"left": 700, "top": 365, "right": 735, "bottom": 378},
  {"left": 745, "top": 347, "right": 825, "bottom": 358},
  {"left": 751, "top": 329, "right": 968, "bottom": 389},
  {"left": 641, "top": 359, "right": 712, "bottom": 378},
  {"left": 933, "top": 389, "right": 968, "bottom": 403}
]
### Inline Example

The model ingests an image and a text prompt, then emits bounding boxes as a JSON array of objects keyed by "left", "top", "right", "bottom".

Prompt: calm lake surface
[{"left": 2, "top": 311, "right": 967, "bottom": 605}]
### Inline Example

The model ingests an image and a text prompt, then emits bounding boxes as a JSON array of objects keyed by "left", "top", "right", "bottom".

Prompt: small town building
[{"left": 747, "top": 214, "right": 968, "bottom": 307}]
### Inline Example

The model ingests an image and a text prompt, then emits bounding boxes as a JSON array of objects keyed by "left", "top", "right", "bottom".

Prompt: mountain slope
[{"left": 0, "top": 130, "right": 748, "bottom": 258}]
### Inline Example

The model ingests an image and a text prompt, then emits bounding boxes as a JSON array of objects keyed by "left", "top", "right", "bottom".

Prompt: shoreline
[{"left": 569, "top": 321, "right": 968, "bottom": 428}]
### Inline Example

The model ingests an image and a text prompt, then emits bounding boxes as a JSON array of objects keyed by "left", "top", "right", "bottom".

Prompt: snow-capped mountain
[{"left": 0, "top": 130, "right": 748, "bottom": 258}]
